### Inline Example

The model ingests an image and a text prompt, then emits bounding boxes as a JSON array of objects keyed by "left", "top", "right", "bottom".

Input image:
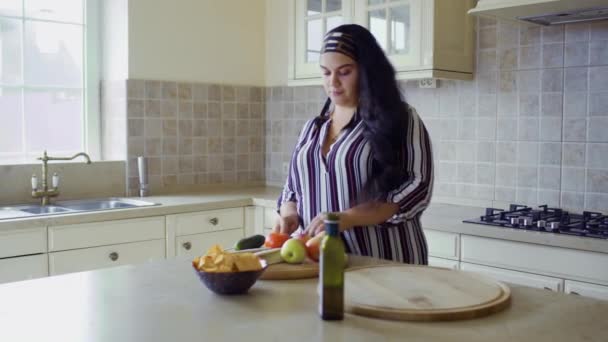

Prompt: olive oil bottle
[{"left": 319, "top": 212, "right": 345, "bottom": 320}]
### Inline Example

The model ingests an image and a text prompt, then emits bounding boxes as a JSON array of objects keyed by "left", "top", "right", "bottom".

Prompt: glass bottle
[{"left": 319, "top": 212, "right": 345, "bottom": 320}]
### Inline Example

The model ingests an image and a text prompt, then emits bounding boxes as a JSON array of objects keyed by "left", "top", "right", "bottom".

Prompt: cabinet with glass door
[{"left": 288, "top": 0, "right": 476, "bottom": 85}]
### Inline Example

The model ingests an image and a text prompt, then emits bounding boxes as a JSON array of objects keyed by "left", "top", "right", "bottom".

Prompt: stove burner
[{"left": 463, "top": 204, "right": 608, "bottom": 239}]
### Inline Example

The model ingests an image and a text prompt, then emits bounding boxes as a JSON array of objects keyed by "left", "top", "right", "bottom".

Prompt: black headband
[{"left": 321, "top": 31, "right": 357, "bottom": 60}]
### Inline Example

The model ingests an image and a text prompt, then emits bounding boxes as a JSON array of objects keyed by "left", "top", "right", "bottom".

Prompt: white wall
[
  {"left": 128, "top": 0, "right": 267, "bottom": 86},
  {"left": 265, "top": 0, "right": 289, "bottom": 86}
]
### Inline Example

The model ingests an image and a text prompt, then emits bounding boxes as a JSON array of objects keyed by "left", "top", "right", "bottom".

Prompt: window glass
[
  {"left": 0, "top": 18, "right": 23, "bottom": 84},
  {"left": 326, "top": 0, "right": 342, "bottom": 12},
  {"left": 389, "top": 5, "right": 410, "bottom": 54},
  {"left": 307, "top": 0, "right": 322, "bottom": 16},
  {"left": 24, "top": 89, "right": 83, "bottom": 152},
  {"left": 368, "top": 9, "right": 387, "bottom": 51},
  {"left": 25, "top": 0, "right": 83, "bottom": 23},
  {"left": 306, "top": 18, "right": 322, "bottom": 62}
]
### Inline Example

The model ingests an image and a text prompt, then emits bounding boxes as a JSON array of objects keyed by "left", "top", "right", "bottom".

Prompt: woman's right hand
[{"left": 273, "top": 214, "right": 299, "bottom": 235}]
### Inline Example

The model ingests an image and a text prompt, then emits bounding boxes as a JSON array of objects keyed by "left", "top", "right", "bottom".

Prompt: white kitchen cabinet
[
  {"left": 289, "top": 0, "right": 354, "bottom": 81},
  {"left": 168, "top": 208, "right": 244, "bottom": 236},
  {"left": 48, "top": 216, "right": 165, "bottom": 252},
  {"left": 264, "top": 207, "right": 279, "bottom": 232},
  {"left": 428, "top": 256, "right": 459, "bottom": 270},
  {"left": 166, "top": 207, "right": 246, "bottom": 257},
  {"left": 461, "top": 235, "right": 608, "bottom": 286},
  {"left": 460, "top": 262, "right": 564, "bottom": 292},
  {"left": 425, "top": 229, "right": 459, "bottom": 260},
  {"left": 46, "top": 217, "right": 166, "bottom": 276},
  {"left": 0, "top": 254, "right": 48, "bottom": 284},
  {"left": 565, "top": 280, "right": 608, "bottom": 302},
  {"left": 245, "top": 206, "right": 260, "bottom": 237},
  {"left": 49, "top": 239, "right": 165, "bottom": 276},
  {"left": 176, "top": 229, "right": 245, "bottom": 258},
  {"left": 287, "top": 0, "right": 476, "bottom": 84},
  {"left": 0, "top": 226, "right": 47, "bottom": 258}
]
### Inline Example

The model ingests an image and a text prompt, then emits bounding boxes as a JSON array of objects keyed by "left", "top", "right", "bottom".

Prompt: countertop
[
  {"left": 0, "top": 255, "right": 606, "bottom": 342},
  {"left": 0, "top": 186, "right": 280, "bottom": 230},
  {"left": 1, "top": 186, "right": 607, "bottom": 254}
]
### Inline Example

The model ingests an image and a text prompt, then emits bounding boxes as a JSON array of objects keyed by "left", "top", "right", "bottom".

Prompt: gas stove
[{"left": 463, "top": 204, "right": 608, "bottom": 239}]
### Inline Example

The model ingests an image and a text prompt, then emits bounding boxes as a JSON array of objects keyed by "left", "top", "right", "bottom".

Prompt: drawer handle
[
  {"left": 209, "top": 217, "right": 219, "bottom": 225},
  {"left": 570, "top": 291, "right": 580, "bottom": 296},
  {"left": 543, "top": 287, "right": 552, "bottom": 291},
  {"left": 183, "top": 242, "right": 192, "bottom": 250},
  {"left": 109, "top": 252, "right": 119, "bottom": 261}
]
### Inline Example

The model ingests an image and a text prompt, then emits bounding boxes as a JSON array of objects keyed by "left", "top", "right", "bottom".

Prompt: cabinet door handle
[
  {"left": 183, "top": 242, "right": 192, "bottom": 250},
  {"left": 209, "top": 217, "right": 219, "bottom": 225},
  {"left": 109, "top": 252, "right": 119, "bottom": 261},
  {"left": 570, "top": 291, "right": 580, "bottom": 295}
]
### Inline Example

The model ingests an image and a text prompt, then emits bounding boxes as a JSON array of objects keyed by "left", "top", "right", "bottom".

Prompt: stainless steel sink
[
  {"left": 0, "top": 198, "right": 158, "bottom": 220},
  {"left": 18, "top": 205, "right": 72, "bottom": 215},
  {"left": 57, "top": 198, "right": 145, "bottom": 211}
]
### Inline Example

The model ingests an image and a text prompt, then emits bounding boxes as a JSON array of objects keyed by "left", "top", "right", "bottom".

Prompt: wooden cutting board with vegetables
[
  {"left": 231, "top": 232, "right": 328, "bottom": 280},
  {"left": 257, "top": 249, "right": 320, "bottom": 280}
]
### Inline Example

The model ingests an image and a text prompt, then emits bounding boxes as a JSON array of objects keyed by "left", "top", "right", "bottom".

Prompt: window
[{"left": 0, "top": 0, "right": 99, "bottom": 164}]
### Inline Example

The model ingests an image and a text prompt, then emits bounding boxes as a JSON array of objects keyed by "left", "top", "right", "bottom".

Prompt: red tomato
[{"left": 264, "top": 232, "right": 290, "bottom": 248}]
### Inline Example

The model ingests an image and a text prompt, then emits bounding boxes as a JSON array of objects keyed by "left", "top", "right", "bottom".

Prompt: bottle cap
[
  {"left": 325, "top": 212, "right": 340, "bottom": 222},
  {"left": 324, "top": 212, "right": 340, "bottom": 236}
]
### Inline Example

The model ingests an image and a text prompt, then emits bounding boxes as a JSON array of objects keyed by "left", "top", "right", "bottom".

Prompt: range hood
[{"left": 468, "top": 0, "right": 608, "bottom": 25}]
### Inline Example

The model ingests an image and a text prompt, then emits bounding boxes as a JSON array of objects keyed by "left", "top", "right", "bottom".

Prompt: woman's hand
[
  {"left": 273, "top": 214, "right": 299, "bottom": 235},
  {"left": 305, "top": 212, "right": 330, "bottom": 237},
  {"left": 305, "top": 212, "right": 354, "bottom": 236}
]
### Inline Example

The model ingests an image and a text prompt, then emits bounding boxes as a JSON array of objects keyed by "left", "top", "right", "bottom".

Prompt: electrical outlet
[
  {"left": 418, "top": 78, "right": 437, "bottom": 89},
  {"left": 282, "top": 162, "right": 289, "bottom": 174}
]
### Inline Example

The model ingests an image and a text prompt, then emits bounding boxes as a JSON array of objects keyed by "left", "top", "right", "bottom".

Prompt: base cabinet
[
  {"left": 565, "top": 280, "right": 608, "bottom": 301},
  {"left": 428, "top": 257, "right": 459, "bottom": 270},
  {"left": 0, "top": 254, "right": 48, "bottom": 283},
  {"left": 263, "top": 207, "right": 278, "bottom": 233},
  {"left": 167, "top": 208, "right": 246, "bottom": 257},
  {"left": 49, "top": 239, "right": 165, "bottom": 276},
  {"left": 176, "top": 229, "right": 244, "bottom": 258},
  {"left": 425, "top": 229, "right": 459, "bottom": 260},
  {"left": 460, "top": 262, "right": 564, "bottom": 292}
]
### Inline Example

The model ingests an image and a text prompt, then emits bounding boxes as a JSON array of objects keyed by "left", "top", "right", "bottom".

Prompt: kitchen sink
[
  {"left": 57, "top": 199, "right": 141, "bottom": 211},
  {"left": 18, "top": 205, "right": 72, "bottom": 215},
  {"left": 0, "top": 198, "right": 158, "bottom": 220}
]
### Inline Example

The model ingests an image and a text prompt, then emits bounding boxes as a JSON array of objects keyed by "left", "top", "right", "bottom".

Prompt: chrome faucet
[{"left": 32, "top": 150, "right": 92, "bottom": 205}]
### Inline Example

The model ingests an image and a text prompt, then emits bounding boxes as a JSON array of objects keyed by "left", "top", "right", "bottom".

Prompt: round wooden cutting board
[
  {"left": 345, "top": 265, "right": 511, "bottom": 321},
  {"left": 259, "top": 262, "right": 319, "bottom": 280}
]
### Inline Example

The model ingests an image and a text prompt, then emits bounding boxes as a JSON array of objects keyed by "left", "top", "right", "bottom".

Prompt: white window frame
[{"left": 0, "top": 0, "right": 101, "bottom": 164}]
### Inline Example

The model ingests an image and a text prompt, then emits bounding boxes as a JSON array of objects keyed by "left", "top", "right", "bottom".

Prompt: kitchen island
[{"left": 0, "top": 255, "right": 606, "bottom": 342}]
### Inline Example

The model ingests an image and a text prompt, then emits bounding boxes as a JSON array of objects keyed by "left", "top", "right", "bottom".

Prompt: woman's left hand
[
  {"left": 305, "top": 212, "right": 349, "bottom": 236},
  {"left": 304, "top": 213, "right": 329, "bottom": 237}
]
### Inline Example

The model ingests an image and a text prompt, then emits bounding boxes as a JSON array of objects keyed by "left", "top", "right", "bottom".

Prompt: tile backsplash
[
  {"left": 264, "top": 18, "right": 608, "bottom": 211},
  {"left": 99, "top": 18, "right": 606, "bottom": 210},
  {"left": 124, "top": 80, "right": 266, "bottom": 195}
]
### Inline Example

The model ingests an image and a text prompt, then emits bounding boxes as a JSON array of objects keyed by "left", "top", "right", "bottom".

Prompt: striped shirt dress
[{"left": 277, "top": 106, "right": 434, "bottom": 265}]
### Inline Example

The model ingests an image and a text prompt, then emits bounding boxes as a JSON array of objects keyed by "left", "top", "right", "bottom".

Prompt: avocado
[{"left": 234, "top": 234, "right": 266, "bottom": 251}]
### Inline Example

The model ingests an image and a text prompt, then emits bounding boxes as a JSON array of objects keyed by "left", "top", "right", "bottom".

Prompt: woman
[{"left": 274, "top": 24, "right": 434, "bottom": 264}]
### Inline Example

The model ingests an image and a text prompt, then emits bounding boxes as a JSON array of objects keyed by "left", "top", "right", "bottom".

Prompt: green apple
[{"left": 280, "top": 238, "right": 307, "bottom": 264}]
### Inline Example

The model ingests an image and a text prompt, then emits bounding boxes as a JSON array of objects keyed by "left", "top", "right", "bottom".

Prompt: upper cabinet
[
  {"left": 289, "top": 0, "right": 354, "bottom": 80},
  {"left": 288, "top": 0, "right": 476, "bottom": 85}
]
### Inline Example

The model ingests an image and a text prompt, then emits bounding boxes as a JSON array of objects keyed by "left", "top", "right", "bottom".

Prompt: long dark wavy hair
[{"left": 316, "top": 24, "right": 411, "bottom": 202}]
